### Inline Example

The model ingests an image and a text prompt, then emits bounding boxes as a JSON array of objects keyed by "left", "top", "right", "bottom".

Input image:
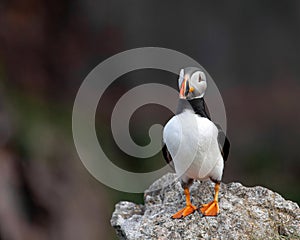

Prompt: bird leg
[
  {"left": 200, "top": 182, "right": 220, "bottom": 216},
  {"left": 172, "top": 187, "right": 197, "bottom": 219}
]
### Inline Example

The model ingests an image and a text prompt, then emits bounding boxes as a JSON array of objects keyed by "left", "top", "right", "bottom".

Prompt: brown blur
[{"left": 0, "top": 1, "right": 299, "bottom": 239}]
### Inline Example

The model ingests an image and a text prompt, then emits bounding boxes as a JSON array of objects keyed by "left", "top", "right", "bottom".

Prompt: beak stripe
[{"left": 179, "top": 78, "right": 186, "bottom": 97}]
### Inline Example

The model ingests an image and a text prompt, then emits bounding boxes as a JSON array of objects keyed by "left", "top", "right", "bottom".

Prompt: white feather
[{"left": 163, "top": 110, "right": 223, "bottom": 181}]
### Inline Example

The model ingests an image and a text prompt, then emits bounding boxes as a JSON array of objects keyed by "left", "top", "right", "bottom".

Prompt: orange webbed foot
[
  {"left": 200, "top": 200, "right": 219, "bottom": 216},
  {"left": 171, "top": 204, "right": 197, "bottom": 219}
]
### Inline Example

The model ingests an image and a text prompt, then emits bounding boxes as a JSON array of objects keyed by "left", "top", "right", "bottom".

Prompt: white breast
[{"left": 163, "top": 110, "right": 223, "bottom": 181}]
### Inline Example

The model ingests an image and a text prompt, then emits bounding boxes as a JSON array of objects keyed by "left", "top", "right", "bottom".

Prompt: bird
[{"left": 162, "top": 67, "right": 230, "bottom": 218}]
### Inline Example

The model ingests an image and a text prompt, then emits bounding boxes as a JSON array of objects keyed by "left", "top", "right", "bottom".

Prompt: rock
[{"left": 111, "top": 173, "right": 300, "bottom": 240}]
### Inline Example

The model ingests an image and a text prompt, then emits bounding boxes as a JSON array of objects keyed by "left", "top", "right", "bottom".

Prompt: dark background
[{"left": 0, "top": 1, "right": 299, "bottom": 239}]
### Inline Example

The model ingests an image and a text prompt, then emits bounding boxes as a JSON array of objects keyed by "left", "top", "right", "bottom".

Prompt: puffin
[{"left": 162, "top": 67, "right": 230, "bottom": 218}]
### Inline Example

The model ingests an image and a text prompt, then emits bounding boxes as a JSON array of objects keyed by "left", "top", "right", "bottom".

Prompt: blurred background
[{"left": 0, "top": 0, "right": 299, "bottom": 239}]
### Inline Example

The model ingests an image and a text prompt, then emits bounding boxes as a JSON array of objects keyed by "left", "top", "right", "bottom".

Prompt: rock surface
[{"left": 111, "top": 173, "right": 300, "bottom": 240}]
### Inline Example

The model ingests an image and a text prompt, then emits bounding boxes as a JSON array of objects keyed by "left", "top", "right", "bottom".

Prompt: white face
[{"left": 178, "top": 69, "right": 207, "bottom": 100}]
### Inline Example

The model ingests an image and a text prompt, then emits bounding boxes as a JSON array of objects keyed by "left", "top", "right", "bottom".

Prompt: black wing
[
  {"left": 215, "top": 124, "right": 230, "bottom": 162},
  {"left": 162, "top": 143, "right": 175, "bottom": 169},
  {"left": 189, "top": 98, "right": 230, "bottom": 162}
]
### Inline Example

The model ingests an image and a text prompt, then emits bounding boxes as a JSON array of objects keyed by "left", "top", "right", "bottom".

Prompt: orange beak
[
  {"left": 179, "top": 77, "right": 187, "bottom": 98},
  {"left": 179, "top": 76, "right": 194, "bottom": 98}
]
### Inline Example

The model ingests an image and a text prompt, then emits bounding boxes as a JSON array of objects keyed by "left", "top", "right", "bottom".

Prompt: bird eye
[
  {"left": 198, "top": 71, "right": 206, "bottom": 82},
  {"left": 198, "top": 75, "right": 202, "bottom": 82}
]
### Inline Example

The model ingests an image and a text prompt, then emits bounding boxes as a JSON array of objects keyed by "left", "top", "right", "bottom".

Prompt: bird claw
[
  {"left": 200, "top": 200, "right": 219, "bottom": 216},
  {"left": 172, "top": 204, "right": 197, "bottom": 219}
]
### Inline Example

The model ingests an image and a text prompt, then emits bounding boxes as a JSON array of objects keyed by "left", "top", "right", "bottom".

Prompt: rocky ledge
[{"left": 111, "top": 173, "right": 300, "bottom": 240}]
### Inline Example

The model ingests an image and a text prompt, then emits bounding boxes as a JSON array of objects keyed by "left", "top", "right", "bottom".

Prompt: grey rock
[{"left": 111, "top": 173, "right": 300, "bottom": 240}]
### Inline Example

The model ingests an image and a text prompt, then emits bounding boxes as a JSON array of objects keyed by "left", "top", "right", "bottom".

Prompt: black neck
[
  {"left": 176, "top": 98, "right": 211, "bottom": 120},
  {"left": 188, "top": 98, "right": 211, "bottom": 120}
]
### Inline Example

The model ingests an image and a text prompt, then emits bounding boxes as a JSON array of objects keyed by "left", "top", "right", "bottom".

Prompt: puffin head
[{"left": 178, "top": 67, "right": 207, "bottom": 100}]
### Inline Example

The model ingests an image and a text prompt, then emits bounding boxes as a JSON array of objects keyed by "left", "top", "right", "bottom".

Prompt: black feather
[
  {"left": 188, "top": 98, "right": 230, "bottom": 162},
  {"left": 188, "top": 98, "right": 211, "bottom": 120},
  {"left": 215, "top": 124, "right": 230, "bottom": 162},
  {"left": 162, "top": 143, "right": 175, "bottom": 170}
]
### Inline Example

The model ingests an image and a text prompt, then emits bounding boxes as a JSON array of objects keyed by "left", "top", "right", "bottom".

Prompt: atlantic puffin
[{"left": 162, "top": 67, "right": 230, "bottom": 217}]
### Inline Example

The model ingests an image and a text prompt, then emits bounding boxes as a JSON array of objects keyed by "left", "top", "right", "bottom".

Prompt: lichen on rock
[{"left": 111, "top": 173, "right": 300, "bottom": 240}]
